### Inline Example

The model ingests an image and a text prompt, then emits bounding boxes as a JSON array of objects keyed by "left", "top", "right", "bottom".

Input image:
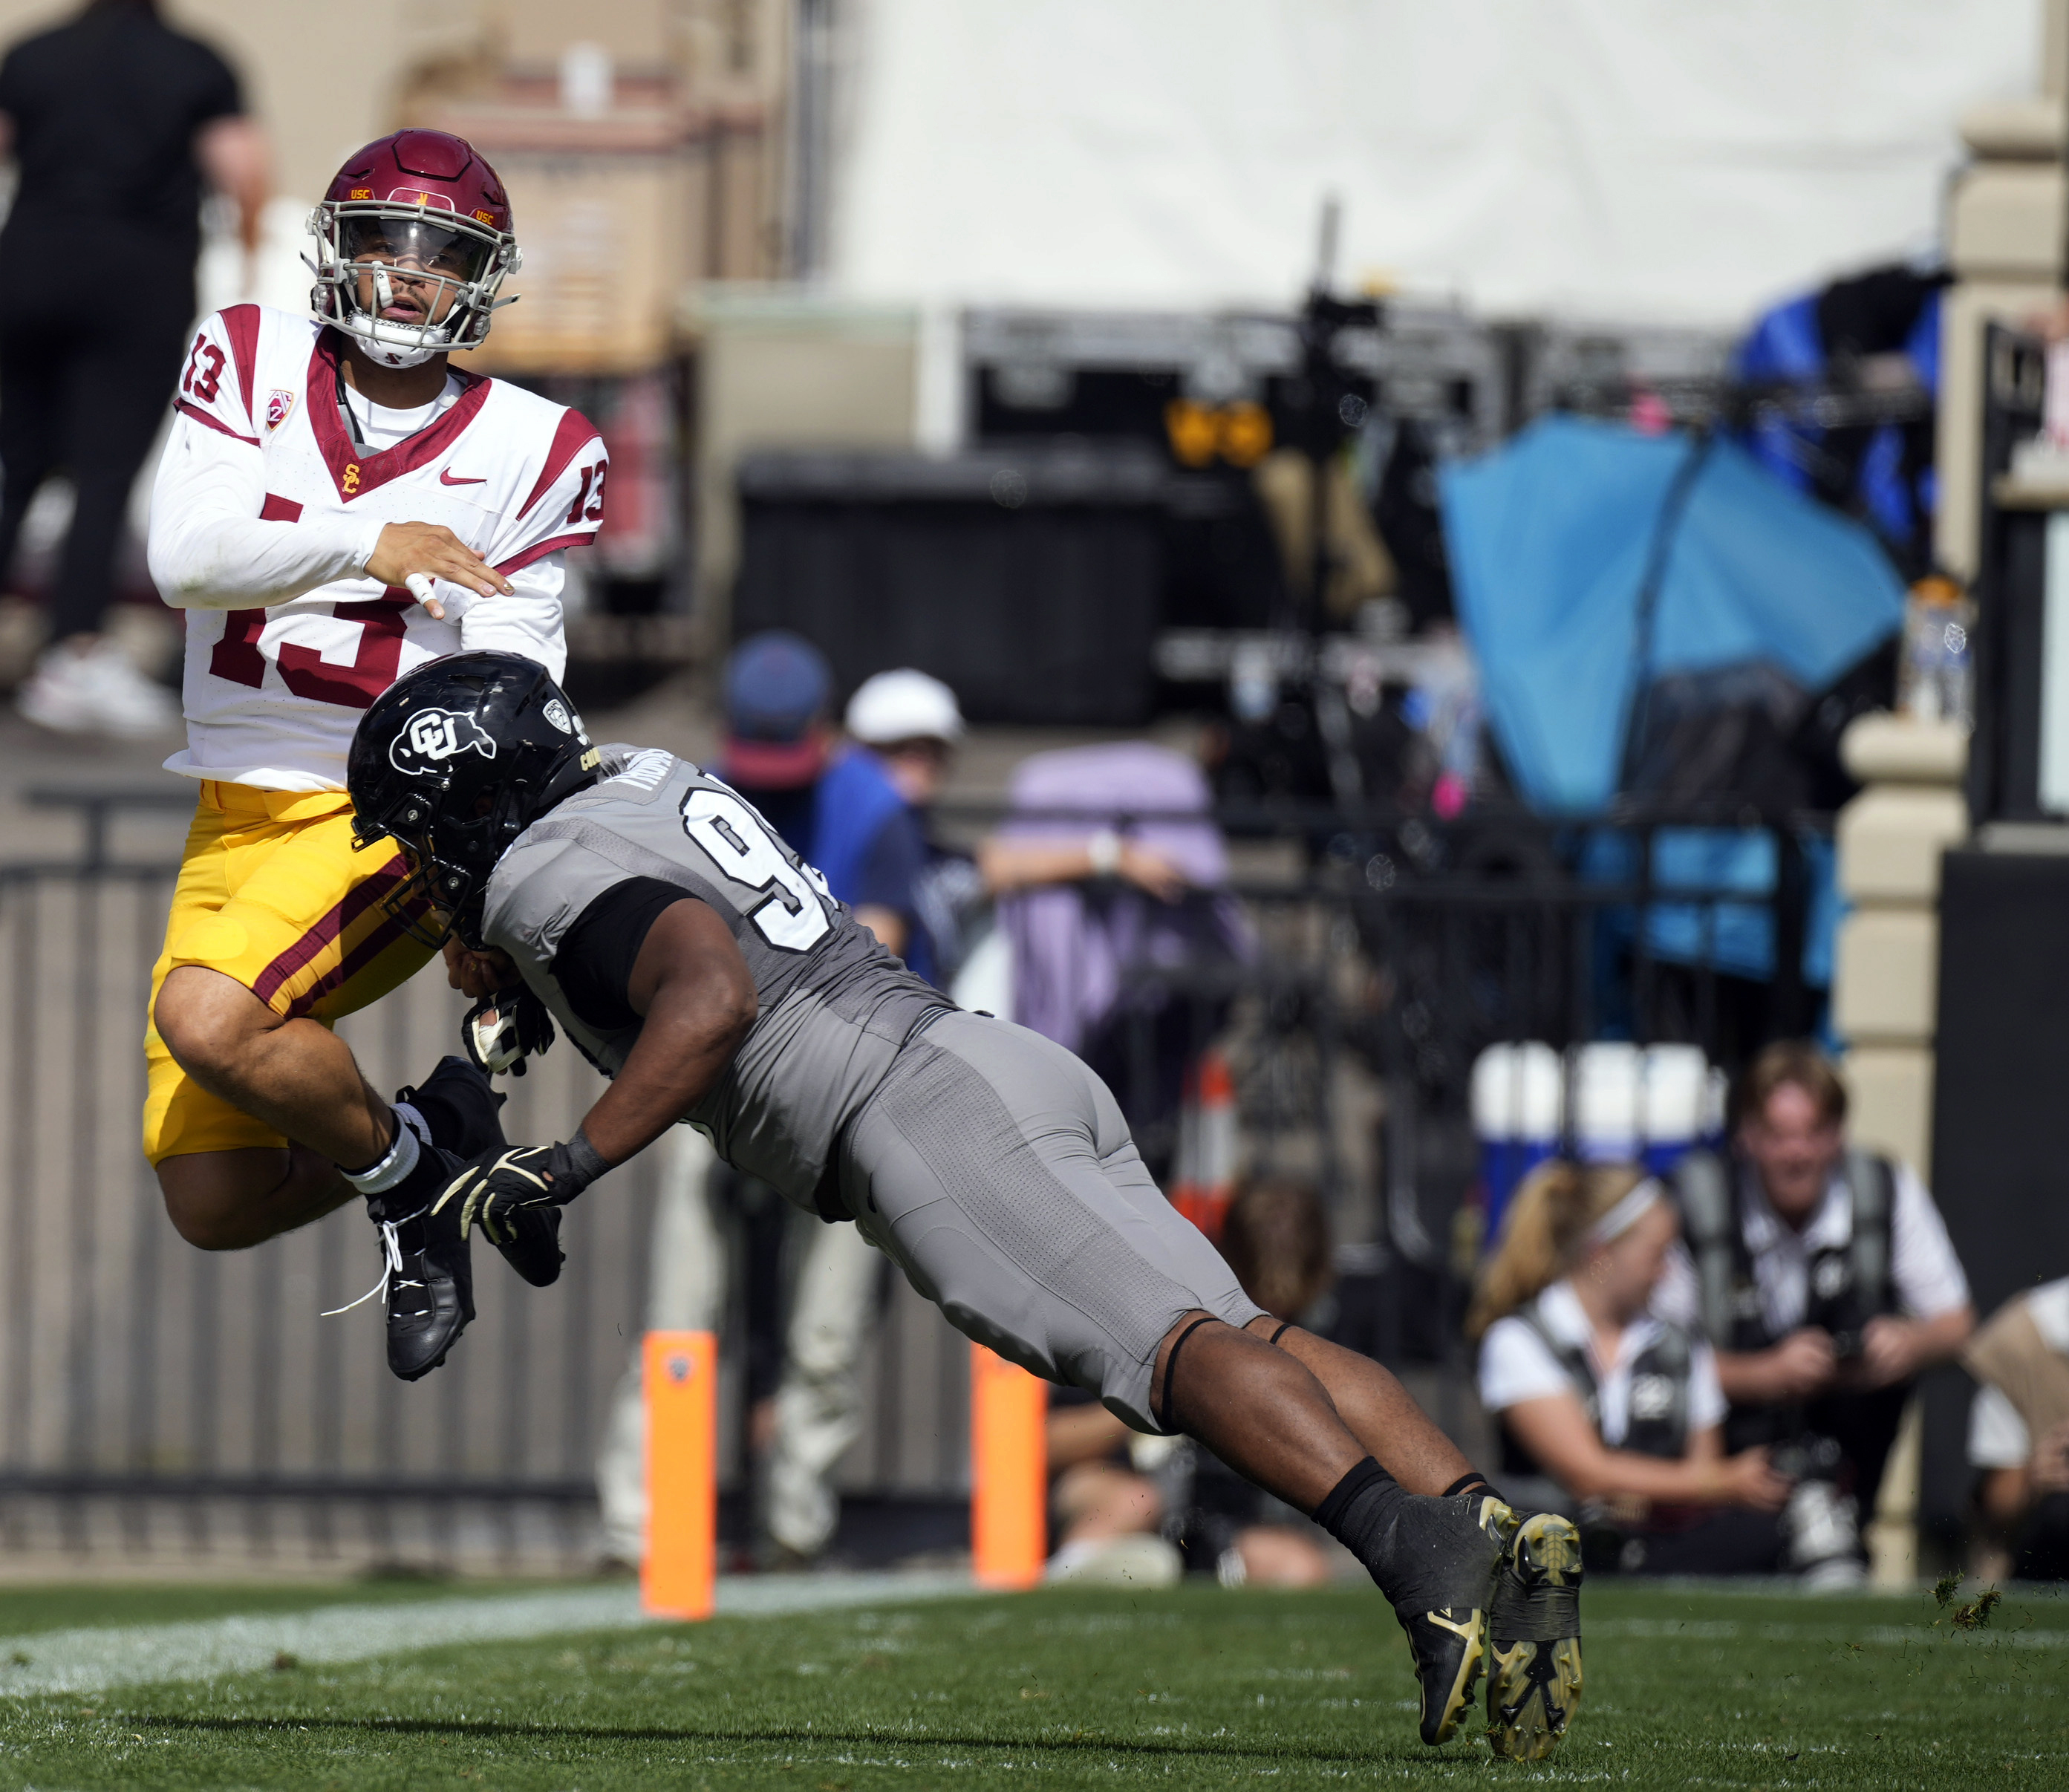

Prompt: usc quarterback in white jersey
[
  {"left": 143, "top": 128, "right": 599, "bottom": 1386},
  {"left": 150, "top": 300, "right": 603, "bottom": 788}
]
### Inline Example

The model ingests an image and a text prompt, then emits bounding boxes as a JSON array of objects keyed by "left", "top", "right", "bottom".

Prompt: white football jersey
[{"left": 148, "top": 304, "right": 607, "bottom": 792}]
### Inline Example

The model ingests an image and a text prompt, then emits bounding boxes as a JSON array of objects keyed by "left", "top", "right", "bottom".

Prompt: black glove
[
  {"left": 434, "top": 1133, "right": 607, "bottom": 1246},
  {"left": 462, "top": 984, "right": 556, "bottom": 1078}
]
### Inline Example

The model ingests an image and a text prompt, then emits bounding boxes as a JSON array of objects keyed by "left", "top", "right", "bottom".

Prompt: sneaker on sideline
[{"left": 17, "top": 639, "right": 179, "bottom": 737}]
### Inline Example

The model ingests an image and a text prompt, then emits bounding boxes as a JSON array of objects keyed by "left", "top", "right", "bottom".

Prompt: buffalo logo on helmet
[{"left": 390, "top": 708, "right": 498, "bottom": 775}]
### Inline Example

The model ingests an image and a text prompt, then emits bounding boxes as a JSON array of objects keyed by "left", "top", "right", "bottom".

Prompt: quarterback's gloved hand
[
  {"left": 462, "top": 985, "right": 556, "bottom": 1078},
  {"left": 433, "top": 1133, "right": 608, "bottom": 1247}
]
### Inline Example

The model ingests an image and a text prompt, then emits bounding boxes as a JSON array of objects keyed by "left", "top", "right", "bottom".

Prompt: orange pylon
[
  {"left": 970, "top": 1343, "right": 1047, "bottom": 1589},
  {"left": 642, "top": 1330, "right": 717, "bottom": 1619}
]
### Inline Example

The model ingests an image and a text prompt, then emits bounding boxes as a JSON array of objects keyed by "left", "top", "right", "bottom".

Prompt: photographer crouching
[{"left": 1657, "top": 1042, "right": 1974, "bottom": 1586}]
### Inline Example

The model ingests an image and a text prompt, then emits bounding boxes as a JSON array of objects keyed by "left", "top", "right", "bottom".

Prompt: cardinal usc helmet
[{"left": 309, "top": 131, "right": 520, "bottom": 369}]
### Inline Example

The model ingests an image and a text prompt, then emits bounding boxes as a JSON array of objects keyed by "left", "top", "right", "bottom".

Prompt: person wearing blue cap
[
  {"left": 715, "top": 631, "right": 941, "bottom": 1566},
  {"left": 721, "top": 631, "right": 931, "bottom": 976},
  {"left": 595, "top": 633, "right": 937, "bottom": 1572}
]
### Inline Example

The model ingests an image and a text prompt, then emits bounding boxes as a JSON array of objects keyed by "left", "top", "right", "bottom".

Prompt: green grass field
[{"left": 0, "top": 1575, "right": 2059, "bottom": 1789}]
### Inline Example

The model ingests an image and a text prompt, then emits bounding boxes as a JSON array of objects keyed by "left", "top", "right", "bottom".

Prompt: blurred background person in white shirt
[{"left": 1472, "top": 1160, "right": 1793, "bottom": 1577}]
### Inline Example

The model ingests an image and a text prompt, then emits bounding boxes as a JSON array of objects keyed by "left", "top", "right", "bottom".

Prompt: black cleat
[
  {"left": 397, "top": 1055, "right": 505, "bottom": 1156},
  {"left": 398, "top": 1056, "right": 563, "bottom": 1288},
  {"left": 1381, "top": 1491, "right": 1511, "bottom": 1746},
  {"left": 1486, "top": 1510, "right": 1583, "bottom": 1761},
  {"left": 366, "top": 1145, "right": 475, "bottom": 1382}
]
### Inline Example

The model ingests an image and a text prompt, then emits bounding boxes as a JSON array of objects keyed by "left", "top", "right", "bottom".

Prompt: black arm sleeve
[{"left": 550, "top": 876, "right": 699, "bottom": 1033}]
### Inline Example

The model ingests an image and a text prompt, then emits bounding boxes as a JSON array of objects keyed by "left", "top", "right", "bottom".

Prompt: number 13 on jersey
[{"left": 680, "top": 788, "right": 833, "bottom": 951}]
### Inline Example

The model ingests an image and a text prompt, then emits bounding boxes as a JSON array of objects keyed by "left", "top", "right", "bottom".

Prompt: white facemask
[{"left": 349, "top": 266, "right": 454, "bottom": 368}]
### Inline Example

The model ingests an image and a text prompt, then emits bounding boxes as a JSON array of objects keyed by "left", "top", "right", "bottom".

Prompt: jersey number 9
[{"left": 680, "top": 788, "right": 832, "bottom": 953}]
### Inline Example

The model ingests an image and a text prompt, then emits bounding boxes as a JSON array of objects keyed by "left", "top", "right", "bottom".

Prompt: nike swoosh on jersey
[{"left": 440, "top": 470, "right": 488, "bottom": 486}]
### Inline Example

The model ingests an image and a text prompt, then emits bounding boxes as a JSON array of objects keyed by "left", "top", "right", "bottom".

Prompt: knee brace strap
[{"left": 1156, "top": 1315, "right": 1218, "bottom": 1433}]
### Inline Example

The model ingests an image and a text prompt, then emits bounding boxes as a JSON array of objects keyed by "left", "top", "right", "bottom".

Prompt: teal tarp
[{"left": 1439, "top": 414, "right": 1906, "bottom": 815}]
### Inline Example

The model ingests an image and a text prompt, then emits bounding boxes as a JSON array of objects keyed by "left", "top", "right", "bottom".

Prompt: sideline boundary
[{"left": 0, "top": 1571, "right": 975, "bottom": 1698}]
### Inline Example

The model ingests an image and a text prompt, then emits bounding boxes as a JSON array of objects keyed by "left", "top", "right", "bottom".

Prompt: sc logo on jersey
[{"left": 389, "top": 708, "right": 498, "bottom": 774}]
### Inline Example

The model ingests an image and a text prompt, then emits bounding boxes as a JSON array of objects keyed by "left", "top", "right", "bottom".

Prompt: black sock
[
  {"left": 1313, "top": 1456, "right": 1410, "bottom": 1588},
  {"left": 1443, "top": 1471, "right": 1502, "bottom": 1502}
]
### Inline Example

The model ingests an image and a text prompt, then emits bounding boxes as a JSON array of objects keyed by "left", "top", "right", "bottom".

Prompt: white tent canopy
[{"left": 830, "top": 0, "right": 2040, "bottom": 327}]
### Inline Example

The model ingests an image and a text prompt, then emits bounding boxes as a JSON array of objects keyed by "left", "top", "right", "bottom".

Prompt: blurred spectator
[
  {"left": 1966, "top": 1277, "right": 2069, "bottom": 1582},
  {"left": 1042, "top": 1390, "right": 1182, "bottom": 1588},
  {"left": 844, "top": 667, "right": 985, "bottom": 988},
  {"left": 0, "top": 0, "right": 267, "bottom": 734},
  {"left": 695, "top": 633, "right": 933, "bottom": 1567},
  {"left": 724, "top": 631, "right": 925, "bottom": 962},
  {"left": 1046, "top": 1176, "right": 1342, "bottom": 1589},
  {"left": 601, "top": 636, "right": 956, "bottom": 1570},
  {"left": 979, "top": 741, "right": 1250, "bottom": 1179},
  {"left": 1470, "top": 1161, "right": 1792, "bottom": 1578},
  {"left": 1220, "top": 1176, "right": 1335, "bottom": 1326},
  {"left": 1657, "top": 1041, "right": 1973, "bottom": 1580}
]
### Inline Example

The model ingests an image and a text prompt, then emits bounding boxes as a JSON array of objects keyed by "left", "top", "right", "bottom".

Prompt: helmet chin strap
[{"left": 359, "top": 336, "right": 443, "bottom": 371}]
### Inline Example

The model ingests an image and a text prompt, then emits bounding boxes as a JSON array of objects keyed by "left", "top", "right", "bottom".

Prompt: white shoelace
[{"left": 321, "top": 1212, "right": 428, "bottom": 1317}]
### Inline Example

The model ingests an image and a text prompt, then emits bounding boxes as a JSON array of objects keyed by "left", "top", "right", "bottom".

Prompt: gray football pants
[{"left": 835, "top": 1009, "right": 1262, "bottom": 1433}]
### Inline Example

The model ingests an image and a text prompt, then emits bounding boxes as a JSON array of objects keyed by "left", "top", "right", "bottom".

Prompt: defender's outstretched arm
[{"left": 579, "top": 898, "right": 759, "bottom": 1166}]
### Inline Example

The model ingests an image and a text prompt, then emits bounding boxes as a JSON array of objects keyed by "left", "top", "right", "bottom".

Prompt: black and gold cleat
[
  {"left": 1384, "top": 1492, "right": 1511, "bottom": 1746},
  {"left": 1486, "top": 1510, "right": 1584, "bottom": 1761}
]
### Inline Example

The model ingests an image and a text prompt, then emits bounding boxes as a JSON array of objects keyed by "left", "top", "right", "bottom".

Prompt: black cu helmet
[{"left": 348, "top": 651, "right": 600, "bottom": 948}]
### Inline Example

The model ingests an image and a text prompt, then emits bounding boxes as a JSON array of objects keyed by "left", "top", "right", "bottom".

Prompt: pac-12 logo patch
[
  {"left": 390, "top": 708, "right": 498, "bottom": 773},
  {"left": 265, "top": 389, "right": 296, "bottom": 433}
]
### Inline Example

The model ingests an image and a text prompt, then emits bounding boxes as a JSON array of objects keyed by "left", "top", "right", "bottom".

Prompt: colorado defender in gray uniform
[{"left": 345, "top": 652, "right": 1585, "bottom": 1762}]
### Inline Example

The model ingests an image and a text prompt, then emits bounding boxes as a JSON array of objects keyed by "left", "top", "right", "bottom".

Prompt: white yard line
[
  {"left": 1587, "top": 1615, "right": 2069, "bottom": 1649},
  {"left": 0, "top": 1571, "right": 974, "bottom": 1699}
]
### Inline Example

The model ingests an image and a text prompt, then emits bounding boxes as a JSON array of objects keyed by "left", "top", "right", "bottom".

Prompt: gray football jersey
[{"left": 480, "top": 746, "right": 951, "bottom": 1210}]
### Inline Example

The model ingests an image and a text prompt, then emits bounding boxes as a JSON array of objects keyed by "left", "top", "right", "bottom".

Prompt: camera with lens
[{"left": 1770, "top": 1432, "right": 1865, "bottom": 1589}]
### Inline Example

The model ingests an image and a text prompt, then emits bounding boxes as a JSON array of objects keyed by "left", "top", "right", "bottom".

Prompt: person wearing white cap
[
  {"left": 1470, "top": 1161, "right": 1796, "bottom": 1578},
  {"left": 747, "top": 668, "right": 974, "bottom": 1569},
  {"left": 846, "top": 668, "right": 965, "bottom": 787},
  {"left": 841, "top": 668, "right": 982, "bottom": 990}
]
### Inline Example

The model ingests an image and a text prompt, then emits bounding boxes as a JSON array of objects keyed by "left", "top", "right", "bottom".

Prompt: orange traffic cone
[{"left": 1169, "top": 1048, "right": 1237, "bottom": 1242}]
